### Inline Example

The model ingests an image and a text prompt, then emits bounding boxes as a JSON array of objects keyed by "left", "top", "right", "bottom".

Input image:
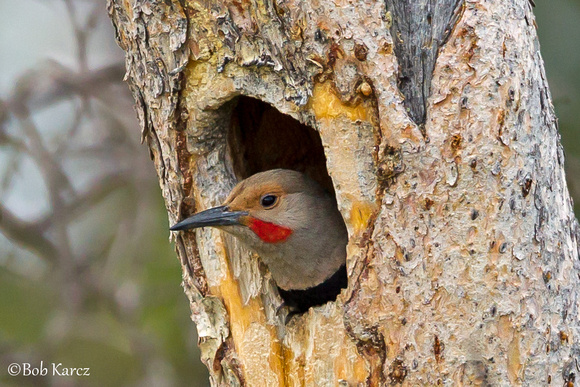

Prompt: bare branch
[
  {"left": 36, "top": 173, "right": 128, "bottom": 230},
  {"left": 8, "top": 62, "right": 125, "bottom": 112},
  {"left": 0, "top": 204, "right": 59, "bottom": 262}
]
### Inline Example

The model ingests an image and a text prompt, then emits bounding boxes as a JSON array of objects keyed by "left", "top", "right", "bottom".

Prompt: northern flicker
[{"left": 170, "top": 169, "right": 348, "bottom": 313}]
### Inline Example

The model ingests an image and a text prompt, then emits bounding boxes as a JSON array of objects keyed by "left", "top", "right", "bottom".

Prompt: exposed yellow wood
[
  {"left": 310, "top": 81, "right": 370, "bottom": 122},
  {"left": 207, "top": 237, "right": 285, "bottom": 386}
]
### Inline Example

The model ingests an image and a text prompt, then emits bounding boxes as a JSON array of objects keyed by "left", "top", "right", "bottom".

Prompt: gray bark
[{"left": 385, "top": 0, "right": 462, "bottom": 126}]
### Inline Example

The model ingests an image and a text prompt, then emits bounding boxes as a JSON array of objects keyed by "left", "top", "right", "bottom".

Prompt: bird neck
[
  {"left": 277, "top": 264, "right": 347, "bottom": 313},
  {"left": 247, "top": 217, "right": 293, "bottom": 243}
]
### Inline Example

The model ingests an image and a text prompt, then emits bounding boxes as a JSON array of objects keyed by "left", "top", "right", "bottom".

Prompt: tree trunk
[{"left": 108, "top": 0, "right": 580, "bottom": 385}]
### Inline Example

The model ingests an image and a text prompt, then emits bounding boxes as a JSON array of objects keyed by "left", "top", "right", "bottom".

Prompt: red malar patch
[{"left": 248, "top": 217, "right": 293, "bottom": 243}]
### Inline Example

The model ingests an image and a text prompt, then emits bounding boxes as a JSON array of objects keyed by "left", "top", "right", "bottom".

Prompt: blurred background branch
[{"left": 0, "top": 1, "right": 207, "bottom": 385}]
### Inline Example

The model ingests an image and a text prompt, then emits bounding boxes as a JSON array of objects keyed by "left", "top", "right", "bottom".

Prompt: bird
[{"left": 170, "top": 169, "right": 349, "bottom": 313}]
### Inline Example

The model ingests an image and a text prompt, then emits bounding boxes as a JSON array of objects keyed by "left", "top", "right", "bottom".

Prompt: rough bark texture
[{"left": 109, "top": 0, "right": 580, "bottom": 385}]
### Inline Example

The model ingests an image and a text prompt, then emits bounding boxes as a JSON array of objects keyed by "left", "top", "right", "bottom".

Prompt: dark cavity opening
[
  {"left": 227, "top": 96, "right": 334, "bottom": 194},
  {"left": 227, "top": 96, "right": 347, "bottom": 314}
]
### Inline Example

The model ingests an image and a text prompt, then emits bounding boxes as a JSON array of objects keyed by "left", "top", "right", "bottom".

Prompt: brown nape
[{"left": 227, "top": 96, "right": 335, "bottom": 195}]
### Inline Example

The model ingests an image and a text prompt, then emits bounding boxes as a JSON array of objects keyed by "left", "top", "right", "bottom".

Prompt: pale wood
[{"left": 109, "top": 0, "right": 580, "bottom": 385}]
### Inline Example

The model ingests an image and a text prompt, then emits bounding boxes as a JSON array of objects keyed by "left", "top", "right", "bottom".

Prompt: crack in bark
[{"left": 385, "top": 0, "right": 463, "bottom": 126}]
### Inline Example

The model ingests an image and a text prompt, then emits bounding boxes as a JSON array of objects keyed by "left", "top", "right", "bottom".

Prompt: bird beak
[{"left": 170, "top": 205, "right": 248, "bottom": 231}]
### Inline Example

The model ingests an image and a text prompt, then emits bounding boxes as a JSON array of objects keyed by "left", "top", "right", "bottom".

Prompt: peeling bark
[{"left": 109, "top": 0, "right": 580, "bottom": 385}]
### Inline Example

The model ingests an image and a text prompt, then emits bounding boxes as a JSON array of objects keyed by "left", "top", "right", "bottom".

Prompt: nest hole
[
  {"left": 227, "top": 96, "right": 334, "bottom": 195},
  {"left": 226, "top": 96, "right": 347, "bottom": 314}
]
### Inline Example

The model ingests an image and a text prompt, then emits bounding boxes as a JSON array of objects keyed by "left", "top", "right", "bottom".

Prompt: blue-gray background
[{"left": 0, "top": 1, "right": 577, "bottom": 386}]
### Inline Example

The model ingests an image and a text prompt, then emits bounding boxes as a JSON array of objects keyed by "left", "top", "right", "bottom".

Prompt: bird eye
[{"left": 260, "top": 194, "right": 278, "bottom": 208}]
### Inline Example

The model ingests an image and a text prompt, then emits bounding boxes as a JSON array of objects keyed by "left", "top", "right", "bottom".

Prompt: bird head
[
  {"left": 170, "top": 169, "right": 348, "bottom": 292},
  {"left": 171, "top": 169, "right": 330, "bottom": 244}
]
